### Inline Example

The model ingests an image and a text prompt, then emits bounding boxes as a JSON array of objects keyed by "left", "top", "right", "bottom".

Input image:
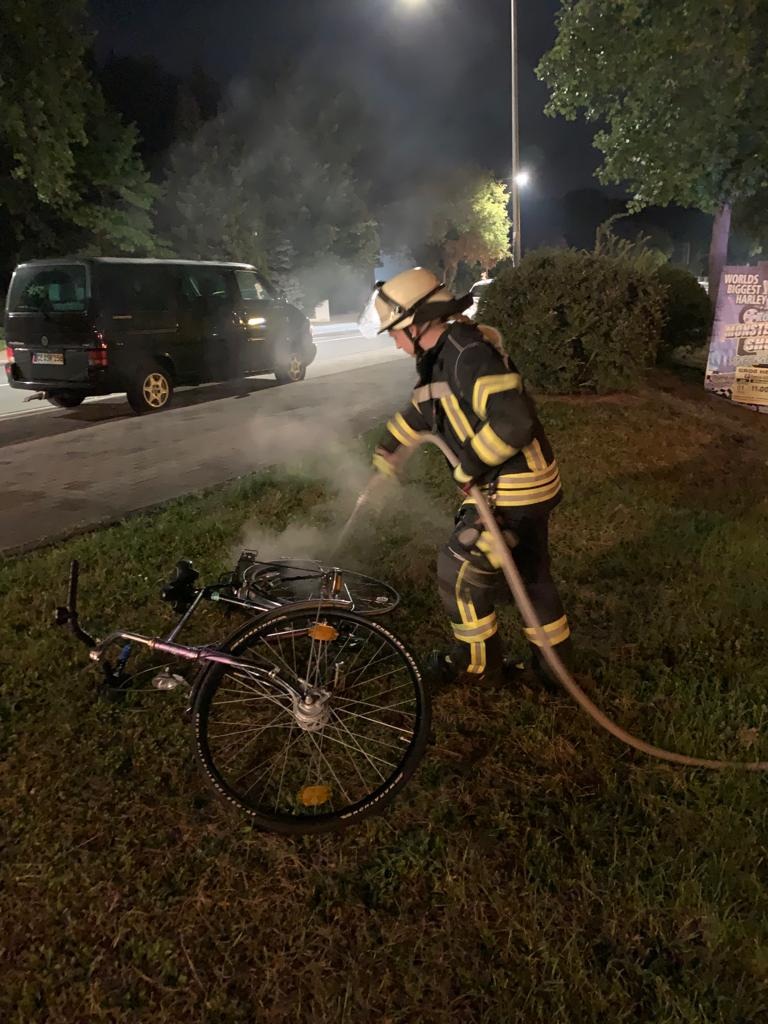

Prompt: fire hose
[{"left": 336, "top": 433, "right": 768, "bottom": 773}]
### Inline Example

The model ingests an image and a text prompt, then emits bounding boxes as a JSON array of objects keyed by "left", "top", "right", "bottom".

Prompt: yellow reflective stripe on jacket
[
  {"left": 471, "top": 373, "right": 522, "bottom": 418},
  {"left": 462, "top": 475, "right": 562, "bottom": 509},
  {"left": 372, "top": 452, "right": 398, "bottom": 478},
  {"left": 453, "top": 463, "right": 473, "bottom": 485},
  {"left": 471, "top": 423, "right": 518, "bottom": 465},
  {"left": 440, "top": 395, "right": 473, "bottom": 443},
  {"left": 494, "top": 478, "right": 562, "bottom": 507},
  {"left": 496, "top": 460, "right": 559, "bottom": 489},
  {"left": 524, "top": 615, "right": 571, "bottom": 647},
  {"left": 387, "top": 412, "right": 420, "bottom": 448},
  {"left": 413, "top": 382, "right": 452, "bottom": 404},
  {"left": 523, "top": 439, "right": 548, "bottom": 472}
]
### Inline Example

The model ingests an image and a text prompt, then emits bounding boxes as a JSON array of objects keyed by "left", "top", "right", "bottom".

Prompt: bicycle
[{"left": 55, "top": 552, "right": 430, "bottom": 835}]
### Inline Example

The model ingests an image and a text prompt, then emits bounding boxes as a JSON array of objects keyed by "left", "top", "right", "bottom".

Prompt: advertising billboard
[{"left": 705, "top": 262, "right": 768, "bottom": 413}]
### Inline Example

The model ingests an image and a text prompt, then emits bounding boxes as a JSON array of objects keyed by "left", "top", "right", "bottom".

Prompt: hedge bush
[
  {"left": 477, "top": 249, "right": 665, "bottom": 394},
  {"left": 655, "top": 264, "right": 712, "bottom": 358}
]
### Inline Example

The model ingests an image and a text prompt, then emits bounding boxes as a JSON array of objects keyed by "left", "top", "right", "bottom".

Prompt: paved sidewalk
[{"left": 0, "top": 358, "right": 414, "bottom": 556}]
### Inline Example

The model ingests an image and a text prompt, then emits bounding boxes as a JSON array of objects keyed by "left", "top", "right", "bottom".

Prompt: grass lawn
[{"left": 2, "top": 369, "right": 768, "bottom": 1023}]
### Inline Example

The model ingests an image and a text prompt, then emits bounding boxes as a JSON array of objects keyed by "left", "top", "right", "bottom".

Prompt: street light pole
[{"left": 510, "top": 0, "right": 522, "bottom": 267}]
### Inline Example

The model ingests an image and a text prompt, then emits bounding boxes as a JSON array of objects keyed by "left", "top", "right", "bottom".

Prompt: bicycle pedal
[{"left": 151, "top": 670, "right": 189, "bottom": 691}]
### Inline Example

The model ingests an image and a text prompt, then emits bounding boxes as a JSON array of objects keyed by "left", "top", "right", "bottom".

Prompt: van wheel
[
  {"left": 45, "top": 391, "right": 85, "bottom": 409},
  {"left": 274, "top": 352, "right": 307, "bottom": 385},
  {"left": 127, "top": 364, "right": 174, "bottom": 414}
]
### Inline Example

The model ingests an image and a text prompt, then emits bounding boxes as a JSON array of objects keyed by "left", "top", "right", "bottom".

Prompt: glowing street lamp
[{"left": 393, "top": 0, "right": 525, "bottom": 265}]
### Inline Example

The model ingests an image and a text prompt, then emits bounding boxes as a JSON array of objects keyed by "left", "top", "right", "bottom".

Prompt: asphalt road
[{"left": 0, "top": 324, "right": 415, "bottom": 555}]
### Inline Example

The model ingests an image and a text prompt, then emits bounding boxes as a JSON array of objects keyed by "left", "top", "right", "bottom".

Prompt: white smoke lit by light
[{"left": 235, "top": 406, "right": 450, "bottom": 567}]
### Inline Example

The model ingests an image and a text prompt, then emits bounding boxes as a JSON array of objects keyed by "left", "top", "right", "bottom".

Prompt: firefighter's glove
[{"left": 372, "top": 447, "right": 402, "bottom": 480}]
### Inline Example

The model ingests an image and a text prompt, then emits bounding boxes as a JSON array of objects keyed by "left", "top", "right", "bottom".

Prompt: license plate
[{"left": 32, "top": 352, "right": 64, "bottom": 365}]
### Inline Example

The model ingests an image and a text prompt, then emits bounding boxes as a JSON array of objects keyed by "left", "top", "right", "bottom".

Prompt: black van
[{"left": 3, "top": 258, "right": 316, "bottom": 413}]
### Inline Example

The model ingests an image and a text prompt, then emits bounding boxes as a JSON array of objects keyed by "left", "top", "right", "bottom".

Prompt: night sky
[{"left": 89, "top": 0, "right": 603, "bottom": 201}]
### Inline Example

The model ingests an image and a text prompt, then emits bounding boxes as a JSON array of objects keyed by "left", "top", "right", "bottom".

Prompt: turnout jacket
[{"left": 378, "top": 322, "right": 562, "bottom": 515}]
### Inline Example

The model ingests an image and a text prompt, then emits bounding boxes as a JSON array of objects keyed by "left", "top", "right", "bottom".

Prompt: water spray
[
  {"left": 337, "top": 433, "right": 768, "bottom": 773},
  {"left": 328, "top": 475, "right": 385, "bottom": 562}
]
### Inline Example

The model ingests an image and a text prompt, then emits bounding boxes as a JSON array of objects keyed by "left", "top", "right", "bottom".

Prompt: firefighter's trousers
[{"left": 436, "top": 507, "right": 571, "bottom": 678}]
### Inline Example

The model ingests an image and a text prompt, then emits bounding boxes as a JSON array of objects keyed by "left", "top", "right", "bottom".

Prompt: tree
[
  {"left": 426, "top": 171, "right": 511, "bottom": 288},
  {"left": 99, "top": 55, "right": 183, "bottom": 166},
  {"left": 538, "top": 0, "right": 768, "bottom": 298},
  {"left": 384, "top": 170, "right": 510, "bottom": 289},
  {"left": 562, "top": 188, "right": 625, "bottom": 250},
  {"left": 0, "top": 0, "right": 95, "bottom": 206},
  {"left": 98, "top": 56, "right": 221, "bottom": 167},
  {"left": 161, "top": 77, "right": 379, "bottom": 311},
  {"left": 732, "top": 190, "right": 768, "bottom": 260},
  {"left": 0, "top": 0, "right": 162, "bottom": 283}
]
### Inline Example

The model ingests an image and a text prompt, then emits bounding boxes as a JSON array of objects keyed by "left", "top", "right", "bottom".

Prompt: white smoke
[{"left": 235, "top": 409, "right": 452, "bottom": 569}]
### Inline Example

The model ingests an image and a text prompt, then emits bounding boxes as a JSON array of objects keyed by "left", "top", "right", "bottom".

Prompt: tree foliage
[
  {"left": 382, "top": 169, "right": 510, "bottom": 289},
  {"left": 423, "top": 170, "right": 511, "bottom": 287},
  {"left": 538, "top": 0, "right": 768, "bottom": 293},
  {"left": 160, "top": 79, "right": 379, "bottom": 309},
  {"left": 655, "top": 264, "right": 712, "bottom": 357},
  {"left": 98, "top": 56, "right": 220, "bottom": 166},
  {"left": 0, "top": 0, "right": 161, "bottom": 281},
  {"left": 594, "top": 216, "right": 669, "bottom": 274},
  {"left": 0, "top": 0, "right": 92, "bottom": 206}
]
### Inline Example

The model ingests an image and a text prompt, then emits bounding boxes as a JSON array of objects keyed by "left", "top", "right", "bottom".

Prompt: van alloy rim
[
  {"left": 143, "top": 373, "right": 169, "bottom": 407},
  {"left": 287, "top": 356, "right": 303, "bottom": 381}
]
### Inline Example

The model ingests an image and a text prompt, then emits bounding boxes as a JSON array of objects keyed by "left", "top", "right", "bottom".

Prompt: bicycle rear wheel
[
  {"left": 194, "top": 605, "right": 429, "bottom": 834},
  {"left": 237, "top": 556, "right": 400, "bottom": 616}
]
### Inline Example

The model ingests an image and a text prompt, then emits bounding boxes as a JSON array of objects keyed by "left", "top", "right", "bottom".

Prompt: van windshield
[{"left": 8, "top": 264, "right": 88, "bottom": 313}]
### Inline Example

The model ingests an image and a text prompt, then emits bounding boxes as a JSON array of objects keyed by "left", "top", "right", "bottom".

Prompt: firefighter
[{"left": 365, "top": 267, "right": 572, "bottom": 688}]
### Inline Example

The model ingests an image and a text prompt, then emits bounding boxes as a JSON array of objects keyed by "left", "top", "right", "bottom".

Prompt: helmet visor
[{"left": 358, "top": 289, "right": 382, "bottom": 339}]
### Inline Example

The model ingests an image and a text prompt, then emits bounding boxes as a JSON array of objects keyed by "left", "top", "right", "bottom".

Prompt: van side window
[
  {"left": 235, "top": 270, "right": 269, "bottom": 301},
  {"left": 98, "top": 265, "right": 176, "bottom": 313},
  {"left": 180, "top": 268, "right": 231, "bottom": 307}
]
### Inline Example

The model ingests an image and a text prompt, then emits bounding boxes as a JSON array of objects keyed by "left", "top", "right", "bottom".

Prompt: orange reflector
[
  {"left": 308, "top": 623, "right": 339, "bottom": 642},
  {"left": 299, "top": 785, "right": 332, "bottom": 807}
]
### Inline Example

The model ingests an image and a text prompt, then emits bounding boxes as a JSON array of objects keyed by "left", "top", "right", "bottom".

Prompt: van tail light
[
  {"left": 4, "top": 346, "right": 14, "bottom": 365},
  {"left": 88, "top": 340, "right": 108, "bottom": 368}
]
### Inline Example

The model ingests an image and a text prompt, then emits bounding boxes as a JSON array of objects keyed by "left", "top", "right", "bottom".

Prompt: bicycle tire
[{"left": 194, "top": 606, "right": 429, "bottom": 834}]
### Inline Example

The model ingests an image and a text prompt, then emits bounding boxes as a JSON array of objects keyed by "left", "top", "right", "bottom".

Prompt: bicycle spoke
[
  {"left": 341, "top": 663, "right": 411, "bottom": 695},
  {"left": 221, "top": 675, "right": 291, "bottom": 704},
  {"left": 243, "top": 727, "right": 303, "bottom": 800},
  {"left": 332, "top": 706, "right": 416, "bottom": 737},
  {"left": 328, "top": 711, "right": 390, "bottom": 782},
  {"left": 323, "top": 714, "right": 373, "bottom": 793},
  {"left": 212, "top": 719, "right": 291, "bottom": 768},
  {"left": 345, "top": 648, "right": 402, "bottom": 677},
  {"left": 275, "top": 723, "right": 295, "bottom": 811},
  {"left": 333, "top": 692, "right": 415, "bottom": 713},
  {"left": 344, "top": 638, "right": 389, "bottom": 686},
  {"left": 306, "top": 731, "right": 354, "bottom": 806},
  {"left": 318, "top": 726, "right": 398, "bottom": 771}
]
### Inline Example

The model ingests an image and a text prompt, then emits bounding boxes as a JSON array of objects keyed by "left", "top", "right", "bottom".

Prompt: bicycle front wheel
[{"left": 194, "top": 606, "right": 429, "bottom": 834}]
